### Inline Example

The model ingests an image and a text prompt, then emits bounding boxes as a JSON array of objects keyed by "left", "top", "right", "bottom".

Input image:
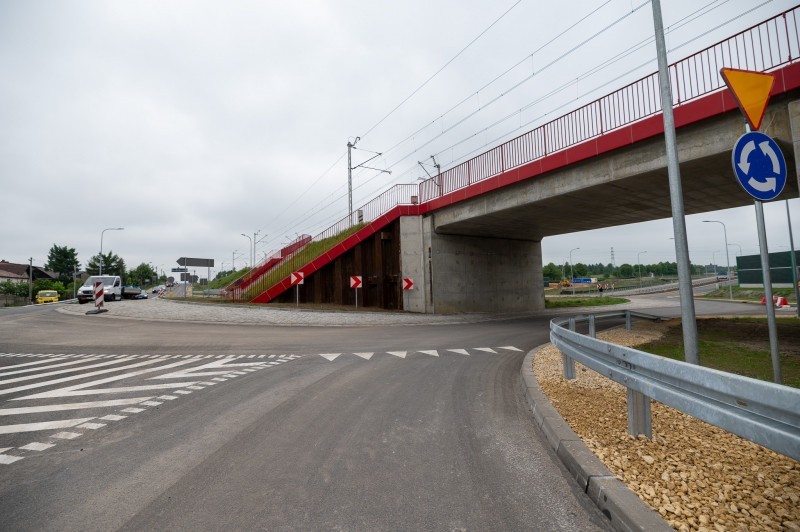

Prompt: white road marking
[
  {"left": 121, "top": 408, "right": 146, "bottom": 413},
  {"left": 418, "top": 350, "right": 440, "bottom": 357},
  {"left": 474, "top": 348, "right": 498, "bottom": 354},
  {"left": 0, "top": 454, "right": 23, "bottom": 464},
  {"left": 0, "top": 397, "right": 153, "bottom": 415},
  {"left": 51, "top": 432, "right": 81, "bottom": 440},
  {"left": 499, "top": 346, "right": 523, "bottom": 352},
  {"left": 353, "top": 352, "right": 374, "bottom": 360},
  {"left": 19, "top": 442, "right": 55, "bottom": 451},
  {"left": 77, "top": 422, "right": 106, "bottom": 430},
  {"left": 12, "top": 358, "right": 201, "bottom": 400},
  {"left": 387, "top": 351, "right": 407, "bottom": 358},
  {"left": 99, "top": 415, "right": 126, "bottom": 421},
  {"left": 0, "top": 448, "right": 10, "bottom": 453},
  {"left": 0, "top": 357, "right": 71, "bottom": 374},
  {"left": 0, "top": 418, "right": 95, "bottom": 435},
  {"left": 174, "top": 390, "right": 192, "bottom": 394},
  {"left": 0, "top": 358, "right": 164, "bottom": 397},
  {"left": 187, "top": 386, "right": 204, "bottom": 390},
  {"left": 319, "top": 354, "right": 341, "bottom": 361},
  {"left": 139, "top": 401, "right": 162, "bottom": 406},
  {"left": 158, "top": 395, "right": 178, "bottom": 400},
  {"left": 0, "top": 357, "right": 139, "bottom": 388},
  {"left": 448, "top": 349, "right": 470, "bottom": 356}
]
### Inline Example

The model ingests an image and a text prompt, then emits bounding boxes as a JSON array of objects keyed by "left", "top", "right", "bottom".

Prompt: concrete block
[
  {"left": 539, "top": 414, "right": 580, "bottom": 451},
  {"left": 556, "top": 439, "right": 614, "bottom": 492},
  {"left": 587, "top": 476, "right": 670, "bottom": 532}
]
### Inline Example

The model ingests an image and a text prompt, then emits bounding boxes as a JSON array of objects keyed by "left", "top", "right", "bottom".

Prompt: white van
[{"left": 77, "top": 276, "right": 123, "bottom": 304}]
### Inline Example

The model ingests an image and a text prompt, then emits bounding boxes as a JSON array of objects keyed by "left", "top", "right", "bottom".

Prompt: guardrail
[{"left": 550, "top": 311, "right": 800, "bottom": 461}]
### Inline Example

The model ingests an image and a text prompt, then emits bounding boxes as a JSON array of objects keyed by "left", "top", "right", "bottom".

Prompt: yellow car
[{"left": 35, "top": 290, "right": 59, "bottom": 304}]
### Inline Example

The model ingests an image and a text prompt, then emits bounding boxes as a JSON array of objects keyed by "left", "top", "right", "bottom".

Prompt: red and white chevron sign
[
  {"left": 93, "top": 281, "right": 104, "bottom": 308},
  {"left": 350, "top": 276, "right": 362, "bottom": 289},
  {"left": 290, "top": 272, "right": 304, "bottom": 285},
  {"left": 402, "top": 278, "right": 414, "bottom": 290}
]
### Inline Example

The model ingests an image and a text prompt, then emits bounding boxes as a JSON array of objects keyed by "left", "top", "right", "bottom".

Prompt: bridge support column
[{"left": 400, "top": 215, "right": 544, "bottom": 313}]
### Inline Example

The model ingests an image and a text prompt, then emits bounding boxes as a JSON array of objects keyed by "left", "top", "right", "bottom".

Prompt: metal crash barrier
[{"left": 550, "top": 311, "right": 800, "bottom": 461}]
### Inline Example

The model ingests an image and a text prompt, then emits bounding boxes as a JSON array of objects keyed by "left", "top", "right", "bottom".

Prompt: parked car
[
  {"left": 134, "top": 291, "right": 148, "bottom": 300},
  {"left": 35, "top": 290, "right": 59, "bottom": 304},
  {"left": 77, "top": 276, "right": 123, "bottom": 304}
]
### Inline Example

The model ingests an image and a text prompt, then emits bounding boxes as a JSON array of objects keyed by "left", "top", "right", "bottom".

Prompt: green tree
[
  {"left": 573, "top": 263, "right": 589, "bottom": 277},
  {"left": 86, "top": 252, "right": 126, "bottom": 278},
  {"left": 0, "top": 280, "right": 29, "bottom": 297},
  {"left": 127, "top": 263, "right": 157, "bottom": 286},
  {"left": 618, "top": 263, "right": 634, "bottom": 278},
  {"left": 44, "top": 244, "right": 80, "bottom": 284},
  {"left": 542, "top": 262, "right": 562, "bottom": 281}
]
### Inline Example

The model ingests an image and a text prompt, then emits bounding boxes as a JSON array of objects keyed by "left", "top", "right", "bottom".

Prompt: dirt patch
[{"left": 533, "top": 320, "right": 800, "bottom": 531}]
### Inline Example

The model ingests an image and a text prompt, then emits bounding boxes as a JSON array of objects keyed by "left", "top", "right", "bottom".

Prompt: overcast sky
[{"left": 1, "top": 0, "right": 798, "bottom": 279}]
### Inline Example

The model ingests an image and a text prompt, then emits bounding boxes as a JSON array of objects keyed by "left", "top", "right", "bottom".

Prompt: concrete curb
[{"left": 520, "top": 345, "right": 670, "bottom": 532}]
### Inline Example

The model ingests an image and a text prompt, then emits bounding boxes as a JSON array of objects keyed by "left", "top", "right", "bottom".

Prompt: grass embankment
[
  {"left": 240, "top": 223, "right": 367, "bottom": 299},
  {"left": 635, "top": 317, "right": 800, "bottom": 388},
  {"left": 545, "top": 297, "right": 629, "bottom": 308},
  {"left": 701, "top": 286, "right": 797, "bottom": 303},
  {"left": 207, "top": 269, "right": 250, "bottom": 290}
]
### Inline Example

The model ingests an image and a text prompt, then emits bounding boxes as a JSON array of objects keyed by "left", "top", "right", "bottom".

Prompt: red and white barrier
[
  {"left": 761, "top": 295, "right": 789, "bottom": 307},
  {"left": 93, "top": 281, "right": 104, "bottom": 309}
]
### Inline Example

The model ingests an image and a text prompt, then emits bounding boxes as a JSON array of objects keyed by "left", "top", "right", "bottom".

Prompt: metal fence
[
  {"left": 550, "top": 311, "right": 800, "bottom": 461},
  {"left": 419, "top": 7, "right": 800, "bottom": 201}
]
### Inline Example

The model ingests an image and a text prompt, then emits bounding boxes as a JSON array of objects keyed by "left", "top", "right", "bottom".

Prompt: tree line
[
  {"left": 0, "top": 244, "right": 164, "bottom": 301},
  {"left": 543, "top": 261, "right": 705, "bottom": 281}
]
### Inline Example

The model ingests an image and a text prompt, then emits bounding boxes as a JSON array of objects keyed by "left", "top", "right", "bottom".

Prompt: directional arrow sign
[
  {"left": 402, "top": 278, "right": 414, "bottom": 290},
  {"left": 720, "top": 68, "right": 774, "bottom": 131},
  {"left": 290, "top": 272, "right": 304, "bottom": 285},
  {"left": 350, "top": 276, "right": 362, "bottom": 289},
  {"left": 732, "top": 131, "right": 786, "bottom": 201}
]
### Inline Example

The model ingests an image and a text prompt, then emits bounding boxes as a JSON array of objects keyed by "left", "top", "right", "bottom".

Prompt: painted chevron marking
[
  {"left": 418, "top": 350, "right": 440, "bottom": 357},
  {"left": 386, "top": 351, "right": 407, "bottom": 358},
  {"left": 0, "top": 398, "right": 153, "bottom": 415},
  {"left": 498, "top": 346, "right": 523, "bottom": 352},
  {"left": 352, "top": 352, "right": 374, "bottom": 360},
  {"left": 0, "top": 418, "right": 96, "bottom": 435},
  {"left": 474, "top": 348, "right": 498, "bottom": 354},
  {"left": 319, "top": 354, "right": 342, "bottom": 361},
  {"left": 447, "top": 349, "right": 470, "bottom": 356}
]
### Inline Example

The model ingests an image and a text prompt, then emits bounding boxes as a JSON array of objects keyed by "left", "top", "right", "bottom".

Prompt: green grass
[
  {"left": 207, "top": 269, "right": 251, "bottom": 290},
  {"left": 701, "top": 286, "right": 797, "bottom": 303},
  {"left": 545, "top": 297, "right": 629, "bottom": 308},
  {"left": 634, "top": 317, "right": 800, "bottom": 388},
  {"left": 240, "top": 223, "right": 367, "bottom": 299}
]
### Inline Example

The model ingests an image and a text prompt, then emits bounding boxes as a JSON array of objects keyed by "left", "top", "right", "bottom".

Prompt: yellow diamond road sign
[{"left": 720, "top": 68, "right": 775, "bottom": 130}]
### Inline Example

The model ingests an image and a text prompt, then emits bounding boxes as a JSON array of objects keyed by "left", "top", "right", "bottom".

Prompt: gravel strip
[{"left": 533, "top": 320, "right": 799, "bottom": 531}]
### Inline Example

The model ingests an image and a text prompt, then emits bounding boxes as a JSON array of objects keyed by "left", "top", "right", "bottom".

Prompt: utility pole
[
  {"left": 651, "top": 0, "right": 699, "bottom": 364},
  {"left": 347, "top": 137, "right": 391, "bottom": 224},
  {"left": 28, "top": 257, "right": 33, "bottom": 303}
]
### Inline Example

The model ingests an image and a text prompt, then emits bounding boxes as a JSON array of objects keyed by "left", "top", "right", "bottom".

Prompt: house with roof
[{"left": 0, "top": 260, "right": 58, "bottom": 284}]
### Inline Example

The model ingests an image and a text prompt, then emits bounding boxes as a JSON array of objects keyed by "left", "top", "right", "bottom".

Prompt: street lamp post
[
  {"left": 704, "top": 220, "right": 733, "bottom": 300},
  {"left": 99, "top": 227, "right": 124, "bottom": 275},
  {"left": 241, "top": 234, "right": 252, "bottom": 269},
  {"left": 637, "top": 251, "right": 647, "bottom": 289},
  {"left": 569, "top": 247, "right": 580, "bottom": 296}
]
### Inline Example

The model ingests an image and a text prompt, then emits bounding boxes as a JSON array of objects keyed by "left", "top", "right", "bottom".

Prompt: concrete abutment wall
[{"left": 400, "top": 216, "right": 545, "bottom": 313}]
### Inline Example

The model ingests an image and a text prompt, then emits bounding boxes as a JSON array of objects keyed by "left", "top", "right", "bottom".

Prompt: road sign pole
[
  {"left": 652, "top": 0, "right": 699, "bottom": 365},
  {"left": 786, "top": 199, "right": 800, "bottom": 319},
  {"left": 296, "top": 284, "right": 299, "bottom": 308},
  {"left": 755, "top": 198, "right": 782, "bottom": 384},
  {"left": 355, "top": 287, "right": 358, "bottom": 308}
]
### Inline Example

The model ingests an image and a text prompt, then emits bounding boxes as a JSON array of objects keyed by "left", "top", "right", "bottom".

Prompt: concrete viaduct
[
  {"left": 243, "top": 10, "right": 800, "bottom": 313},
  {"left": 400, "top": 91, "right": 800, "bottom": 313}
]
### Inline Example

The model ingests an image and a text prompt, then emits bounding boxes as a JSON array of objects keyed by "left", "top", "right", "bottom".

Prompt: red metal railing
[
  {"left": 248, "top": 7, "right": 800, "bottom": 303},
  {"left": 421, "top": 7, "right": 800, "bottom": 201}
]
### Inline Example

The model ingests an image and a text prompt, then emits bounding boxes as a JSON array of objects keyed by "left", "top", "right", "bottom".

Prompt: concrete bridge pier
[{"left": 400, "top": 216, "right": 544, "bottom": 314}]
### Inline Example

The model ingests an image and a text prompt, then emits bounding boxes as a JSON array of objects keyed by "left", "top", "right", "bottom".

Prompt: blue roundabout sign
[{"left": 731, "top": 131, "right": 787, "bottom": 201}]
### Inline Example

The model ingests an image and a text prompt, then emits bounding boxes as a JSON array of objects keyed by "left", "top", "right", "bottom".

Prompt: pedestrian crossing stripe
[{"left": 0, "top": 353, "right": 303, "bottom": 465}]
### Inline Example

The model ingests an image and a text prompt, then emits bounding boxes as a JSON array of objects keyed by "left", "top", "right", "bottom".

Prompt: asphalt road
[
  {"left": 0, "top": 294, "right": 787, "bottom": 531},
  {"left": 0, "top": 304, "right": 612, "bottom": 531}
]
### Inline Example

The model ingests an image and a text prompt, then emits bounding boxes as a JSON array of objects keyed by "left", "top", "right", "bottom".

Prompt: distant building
[
  {"left": 0, "top": 260, "right": 58, "bottom": 284},
  {"left": 736, "top": 251, "right": 800, "bottom": 288}
]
